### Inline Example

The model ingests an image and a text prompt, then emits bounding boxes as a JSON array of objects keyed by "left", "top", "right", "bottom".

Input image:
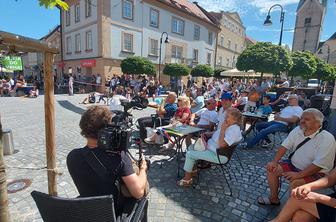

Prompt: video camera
[{"left": 98, "top": 96, "right": 148, "bottom": 152}]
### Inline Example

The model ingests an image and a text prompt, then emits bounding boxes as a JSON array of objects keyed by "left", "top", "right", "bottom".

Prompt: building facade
[
  {"left": 210, "top": 11, "right": 246, "bottom": 70},
  {"left": 40, "top": 25, "right": 62, "bottom": 79},
  {"left": 61, "top": 0, "right": 219, "bottom": 85},
  {"left": 317, "top": 32, "right": 336, "bottom": 65},
  {"left": 292, "top": 0, "right": 327, "bottom": 53}
]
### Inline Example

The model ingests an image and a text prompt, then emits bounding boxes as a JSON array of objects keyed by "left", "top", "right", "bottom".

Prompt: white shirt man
[
  {"left": 282, "top": 126, "right": 336, "bottom": 174},
  {"left": 96, "top": 74, "right": 102, "bottom": 85},
  {"left": 195, "top": 108, "right": 218, "bottom": 126},
  {"left": 275, "top": 106, "right": 303, "bottom": 126}
]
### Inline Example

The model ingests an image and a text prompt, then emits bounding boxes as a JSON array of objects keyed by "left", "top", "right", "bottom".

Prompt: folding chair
[
  {"left": 31, "top": 190, "right": 148, "bottom": 222},
  {"left": 194, "top": 141, "right": 242, "bottom": 196}
]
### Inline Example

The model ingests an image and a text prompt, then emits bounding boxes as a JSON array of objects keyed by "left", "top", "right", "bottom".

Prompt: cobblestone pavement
[{"left": 1, "top": 95, "right": 289, "bottom": 222}]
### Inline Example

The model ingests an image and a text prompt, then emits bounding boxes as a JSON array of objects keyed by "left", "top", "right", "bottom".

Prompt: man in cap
[
  {"left": 186, "top": 97, "right": 218, "bottom": 147},
  {"left": 242, "top": 94, "right": 303, "bottom": 148}
]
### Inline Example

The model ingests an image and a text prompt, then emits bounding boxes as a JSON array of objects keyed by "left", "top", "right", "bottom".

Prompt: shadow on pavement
[{"left": 58, "top": 100, "right": 86, "bottom": 115}]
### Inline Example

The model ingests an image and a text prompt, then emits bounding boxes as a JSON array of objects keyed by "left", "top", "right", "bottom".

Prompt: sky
[{"left": 0, "top": 0, "right": 335, "bottom": 48}]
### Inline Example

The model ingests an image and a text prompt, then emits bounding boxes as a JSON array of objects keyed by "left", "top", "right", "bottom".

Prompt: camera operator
[{"left": 67, "top": 106, "right": 148, "bottom": 212}]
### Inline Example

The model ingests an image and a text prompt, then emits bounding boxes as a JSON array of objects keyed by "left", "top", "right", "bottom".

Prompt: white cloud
[
  {"left": 246, "top": 26, "right": 295, "bottom": 33},
  {"left": 199, "top": 0, "right": 300, "bottom": 14}
]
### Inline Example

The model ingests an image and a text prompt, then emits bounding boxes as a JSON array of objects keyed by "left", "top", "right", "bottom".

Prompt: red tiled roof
[
  {"left": 245, "top": 36, "right": 256, "bottom": 44},
  {"left": 158, "top": 0, "right": 217, "bottom": 26}
]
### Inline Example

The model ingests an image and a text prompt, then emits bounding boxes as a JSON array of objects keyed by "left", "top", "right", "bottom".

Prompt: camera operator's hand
[{"left": 139, "top": 158, "right": 148, "bottom": 172}]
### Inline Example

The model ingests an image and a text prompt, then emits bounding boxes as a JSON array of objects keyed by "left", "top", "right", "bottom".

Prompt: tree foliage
[
  {"left": 214, "top": 68, "right": 226, "bottom": 79},
  {"left": 236, "top": 42, "right": 292, "bottom": 76},
  {"left": 120, "top": 56, "right": 156, "bottom": 75},
  {"left": 289, "top": 51, "right": 317, "bottom": 80},
  {"left": 38, "top": 0, "right": 69, "bottom": 10},
  {"left": 163, "top": 63, "right": 190, "bottom": 77},
  {"left": 314, "top": 58, "right": 335, "bottom": 81},
  {"left": 191, "top": 64, "right": 214, "bottom": 77}
]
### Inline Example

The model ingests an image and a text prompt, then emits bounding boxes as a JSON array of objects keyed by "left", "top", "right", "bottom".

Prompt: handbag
[{"left": 193, "top": 134, "right": 207, "bottom": 151}]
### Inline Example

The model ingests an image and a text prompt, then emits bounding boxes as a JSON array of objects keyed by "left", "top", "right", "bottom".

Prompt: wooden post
[
  {"left": 0, "top": 116, "right": 10, "bottom": 222},
  {"left": 44, "top": 52, "right": 57, "bottom": 196}
]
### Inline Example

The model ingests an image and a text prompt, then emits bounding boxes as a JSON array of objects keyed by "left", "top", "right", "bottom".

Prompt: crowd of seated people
[{"left": 64, "top": 76, "right": 336, "bottom": 221}]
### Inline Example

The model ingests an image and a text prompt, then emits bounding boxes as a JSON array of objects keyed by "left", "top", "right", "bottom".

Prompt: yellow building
[{"left": 210, "top": 11, "right": 246, "bottom": 70}]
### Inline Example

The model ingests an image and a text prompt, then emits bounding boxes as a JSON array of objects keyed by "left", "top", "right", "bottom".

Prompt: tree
[
  {"left": 162, "top": 63, "right": 190, "bottom": 77},
  {"left": 289, "top": 51, "right": 317, "bottom": 82},
  {"left": 314, "top": 58, "right": 335, "bottom": 83},
  {"left": 120, "top": 56, "right": 156, "bottom": 75},
  {"left": 191, "top": 64, "right": 214, "bottom": 77},
  {"left": 236, "top": 42, "right": 292, "bottom": 78},
  {"left": 38, "top": 0, "right": 69, "bottom": 9},
  {"left": 214, "top": 68, "right": 226, "bottom": 79}
]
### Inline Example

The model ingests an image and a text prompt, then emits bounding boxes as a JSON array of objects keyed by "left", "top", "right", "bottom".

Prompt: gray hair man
[{"left": 258, "top": 108, "right": 336, "bottom": 206}]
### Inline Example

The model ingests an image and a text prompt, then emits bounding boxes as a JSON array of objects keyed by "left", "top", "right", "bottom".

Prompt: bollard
[{"left": 2, "top": 129, "right": 14, "bottom": 155}]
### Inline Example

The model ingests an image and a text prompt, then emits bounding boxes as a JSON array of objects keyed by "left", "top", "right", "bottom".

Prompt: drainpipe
[{"left": 57, "top": 6, "right": 64, "bottom": 77}]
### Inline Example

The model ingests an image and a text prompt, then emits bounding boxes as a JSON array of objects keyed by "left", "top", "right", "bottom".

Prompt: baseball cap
[
  {"left": 288, "top": 94, "right": 298, "bottom": 100},
  {"left": 220, "top": 92, "right": 233, "bottom": 101},
  {"left": 206, "top": 97, "right": 216, "bottom": 104}
]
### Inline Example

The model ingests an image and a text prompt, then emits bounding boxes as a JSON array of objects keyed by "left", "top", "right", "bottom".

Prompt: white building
[{"left": 61, "top": 0, "right": 219, "bottom": 85}]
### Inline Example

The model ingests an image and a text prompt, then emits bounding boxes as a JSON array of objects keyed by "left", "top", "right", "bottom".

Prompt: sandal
[
  {"left": 177, "top": 179, "right": 193, "bottom": 187},
  {"left": 257, "top": 196, "right": 280, "bottom": 206}
]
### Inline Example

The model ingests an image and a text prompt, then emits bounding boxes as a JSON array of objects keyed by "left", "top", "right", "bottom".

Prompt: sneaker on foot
[{"left": 261, "top": 140, "right": 272, "bottom": 148}]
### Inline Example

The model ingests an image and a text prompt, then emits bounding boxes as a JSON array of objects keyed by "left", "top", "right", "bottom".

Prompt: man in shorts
[{"left": 258, "top": 108, "right": 336, "bottom": 206}]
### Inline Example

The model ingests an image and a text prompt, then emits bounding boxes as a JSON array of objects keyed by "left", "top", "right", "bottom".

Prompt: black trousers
[{"left": 138, "top": 116, "right": 170, "bottom": 141}]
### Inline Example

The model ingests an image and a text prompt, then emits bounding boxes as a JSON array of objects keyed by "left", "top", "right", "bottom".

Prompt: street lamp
[
  {"left": 318, "top": 44, "right": 331, "bottom": 63},
  {"left": 264, "top": 4, "right": 285, "bottom": 46},
  {"left": 158, "top": 32, "right": 169, "bottom": 82}
]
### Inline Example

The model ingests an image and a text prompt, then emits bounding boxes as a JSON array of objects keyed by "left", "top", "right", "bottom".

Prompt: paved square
[{"left": 1, "top": 95, "right": 288, "bottom": 222}]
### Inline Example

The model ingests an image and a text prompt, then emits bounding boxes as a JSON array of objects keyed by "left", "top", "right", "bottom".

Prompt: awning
[
  {"left": 81, "top": 59, "right": 96, "bottom": 67},
  {"left": 220, "top": 68, "right": 273, "bottom": 78}
]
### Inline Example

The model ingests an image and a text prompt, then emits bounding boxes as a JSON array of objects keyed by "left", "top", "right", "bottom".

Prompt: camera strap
[{"left": 82, "top": 148, "right": 121, "bottom": 202}]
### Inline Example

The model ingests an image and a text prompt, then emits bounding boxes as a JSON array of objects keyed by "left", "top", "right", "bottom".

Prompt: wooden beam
[
  {"left": 43, "top": 52, "right": 57, "bottom": 196},
  {"left": 0, "top": 117, "right": 10, "bottom": 222},
  {"left": 0, "top": 31, "right": 58, "bottom": 54}
]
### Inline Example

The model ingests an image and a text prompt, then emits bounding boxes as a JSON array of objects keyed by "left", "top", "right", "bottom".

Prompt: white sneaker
[{"left": 261, "top": 140, "right": 272, "bottom": 147}]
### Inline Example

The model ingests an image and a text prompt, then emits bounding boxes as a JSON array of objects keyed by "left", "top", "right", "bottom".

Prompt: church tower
[{"left": 292, "top": 0, "right": 327, "bottom": 53}]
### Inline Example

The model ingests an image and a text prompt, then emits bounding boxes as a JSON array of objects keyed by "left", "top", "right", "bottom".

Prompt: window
[
  {"left": 304, "top": 17, "right": 312, "bottom": 26},
  {"left": 149, "top": 38, "right": 158, "bottom": 56},
  {"left": 86, "top": 31, "right": 92, "bottom": 51},
  {"left": 75, "top": 4, "right": 80, "bottom": 23},
  {"left": 172, "top": 45, "right": 183, "bottom": 59},
  {"left": 218, "top": 56, "right": 223, "bottom": 66},
  {"left": 122, "top": 0, "right": 133, "bottom": 20},
  {"left": 228, "top": 40, "right": 231, "bottom": 49},
  {"left": 66, "top": 10, "right": 70, "bottom": 26},
  {"left": 123, "top": 33, "right": 133, "bottom": 52},
  {"left": 207, "top": 53, "right": 211, "bottom": 65},
  {"left": 66, "top": 36, "right": 71, "bottom": 53},
  {"left": 226, "top": 58, "right": 230, "bottom": 67},
  {"left": 194, "top": 25, "right": 200, "bottom": 40},
  {"left": 235, "top": 43, "right": 237, "bottom": 52},
  {"left": 149, "top": 8, "right": 159, "bottom": 28},
  {"left": 85, "top": 0, "right": 92, "bottom": 18},
  {"left": 193, "top": 49, "right": 199, "bottom": 62},
  {"left": 208, "top": 32, "right": 213, "bottom": 45},
  {"left": 75, "top": 34, "right": 81, "bottom": 52},
  {"left": 220, "top": 35, "right": 224, "bottom": 47},
  {"left": 172, "top": 17, "right": 185, "bottom": 35}
]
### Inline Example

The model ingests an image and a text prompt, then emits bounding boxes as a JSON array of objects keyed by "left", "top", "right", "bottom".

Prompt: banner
[{"left": 2, "top": 56, "right": 23, "bottom": 71}]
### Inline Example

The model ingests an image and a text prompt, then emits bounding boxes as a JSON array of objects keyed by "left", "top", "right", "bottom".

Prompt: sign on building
[{"left": 2, "top": 56, "right": 23, "bottom": 71}]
